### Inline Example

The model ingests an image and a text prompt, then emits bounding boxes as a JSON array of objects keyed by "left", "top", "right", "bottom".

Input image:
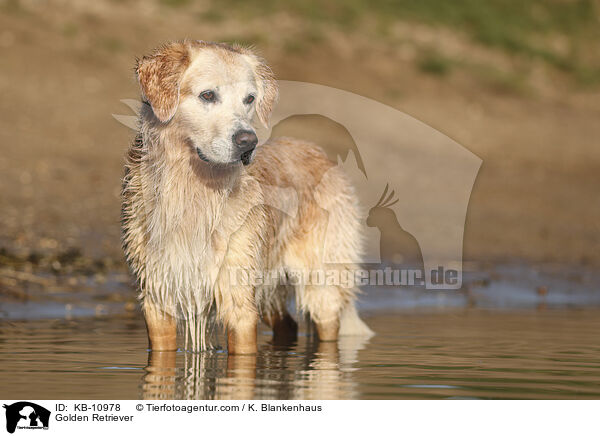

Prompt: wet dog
[{"left": 121, "top": 40, "right": 372, "bottom": 354}]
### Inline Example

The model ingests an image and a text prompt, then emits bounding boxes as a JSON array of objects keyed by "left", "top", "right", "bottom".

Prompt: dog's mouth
[
  {"left": 240, "top": 148, "right": 255, "bottom": 166},
  {"left": 196, "top": 148, "right": 212, "bottom": 164},
  {"left": 195, "top": 147, "right": 253, "bottom": 167}
]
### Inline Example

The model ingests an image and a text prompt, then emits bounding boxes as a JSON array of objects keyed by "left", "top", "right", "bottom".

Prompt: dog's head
[{"left": 135, "top": 40, "right": 278, "bottom": 166}]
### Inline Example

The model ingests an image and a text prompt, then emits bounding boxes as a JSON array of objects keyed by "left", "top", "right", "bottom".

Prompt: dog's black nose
[{"left": 232, "top": 130, "right": 258, "bottom": 150}]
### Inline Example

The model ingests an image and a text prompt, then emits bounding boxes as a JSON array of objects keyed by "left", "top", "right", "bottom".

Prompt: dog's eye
[
  {"left": 244, "top": 94, "right": 255, "bottom": 105},
  {"left": 200, "top": 90, "right": 216, "bottom": 103}
]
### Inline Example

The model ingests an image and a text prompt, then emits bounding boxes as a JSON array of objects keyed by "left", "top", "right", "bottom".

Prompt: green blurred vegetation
[
  {"left": 418, "top": 50, "right": 453, "bottom": 76},
  {"left": 206, "top": 0, "right": 600, "bottom": 85}
]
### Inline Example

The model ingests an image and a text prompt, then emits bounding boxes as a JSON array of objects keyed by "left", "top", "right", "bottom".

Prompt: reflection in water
[
  {"left": 142, "top": 334, "right": 369, "bottom": 400},
  {"left": 2, "top": 309, "right": 600, "bottom": 399}
]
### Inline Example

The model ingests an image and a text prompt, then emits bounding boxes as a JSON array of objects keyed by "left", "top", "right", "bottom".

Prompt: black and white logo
[{"left": 3, "top": 402, "right": 50, "bottom": 434}]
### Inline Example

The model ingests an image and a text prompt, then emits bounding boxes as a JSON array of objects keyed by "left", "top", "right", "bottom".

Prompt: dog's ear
[
  {"left": 245, "top": 53, "right": 278, "bottom": 128},
  {"left": 135, "top": 42, "right": 190, "bottom": 123}
]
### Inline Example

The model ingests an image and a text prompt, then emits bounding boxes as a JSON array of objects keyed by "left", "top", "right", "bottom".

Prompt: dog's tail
[{"left": 339, "top": 302, "right": 374, "bottom": 337}]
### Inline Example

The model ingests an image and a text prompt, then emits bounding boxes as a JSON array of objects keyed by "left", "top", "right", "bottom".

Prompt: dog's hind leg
[
  {"left": 143, "top": 300, "right": 177, "bottom": 351},
  {"left": 259, "top": 284, "right": 298, "bottom": 345},
  {"left": 298, "top": 282, "right": 350, "bottom": 341},
  {"left": 263, "top": 310, "right": 298, "bottom": 345},
  {"left": 285, "top": 197, "right": 365, "bottom": 341}
]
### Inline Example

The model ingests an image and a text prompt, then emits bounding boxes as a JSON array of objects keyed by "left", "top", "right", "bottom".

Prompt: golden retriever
[{"left": 121, "top": 40, "right": 372, "bottom": 354}]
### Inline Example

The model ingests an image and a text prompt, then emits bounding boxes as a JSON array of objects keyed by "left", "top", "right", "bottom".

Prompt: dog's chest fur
[
  {"left": 122, "top": 139, "right": 268, "bottom": 313},
  {"left": 153, "top": 161, "right": 263, "bottom": 279}
]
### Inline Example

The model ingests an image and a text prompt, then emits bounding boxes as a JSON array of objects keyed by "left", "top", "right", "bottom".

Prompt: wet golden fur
[{"left": 121, "top": 40, "right": 372, "bottom": 354}]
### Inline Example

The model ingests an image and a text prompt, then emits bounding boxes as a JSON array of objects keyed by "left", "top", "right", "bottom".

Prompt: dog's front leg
[
  {"left": 228, "top": 324, "right": 258, "bottom": 354},
  {"left": 217, "top": 286, "right": 258, "bottom": 355},
  {"left": 143, "top": 300, "right": 177, "bottom": 351},
  {"left": 226, "top": 304, "right": 258, "bottom": 355}
]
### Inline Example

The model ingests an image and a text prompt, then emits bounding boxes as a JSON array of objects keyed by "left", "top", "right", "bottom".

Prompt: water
[{"left": 2, "top": 308, "right": 600, "bottom": 399}]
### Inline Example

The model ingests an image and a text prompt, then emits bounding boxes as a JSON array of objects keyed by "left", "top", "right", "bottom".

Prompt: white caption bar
[{"left": 1, "top": 400, "right": 597, "bottom": 435}]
